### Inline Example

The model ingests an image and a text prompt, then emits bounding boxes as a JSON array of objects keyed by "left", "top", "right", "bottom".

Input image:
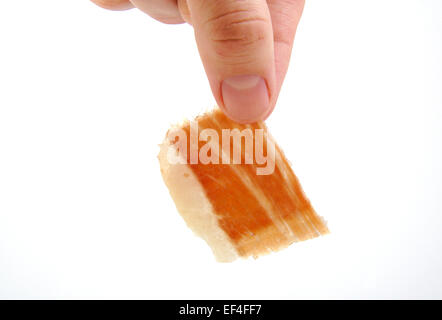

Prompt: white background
[{"left": 0, "top": 0, "right": 441, "bottom": 299}]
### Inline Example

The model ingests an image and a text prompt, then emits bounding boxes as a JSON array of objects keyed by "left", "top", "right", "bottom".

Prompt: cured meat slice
[{"left": 158, "top": 108, "right": 328, "bottom": 262}]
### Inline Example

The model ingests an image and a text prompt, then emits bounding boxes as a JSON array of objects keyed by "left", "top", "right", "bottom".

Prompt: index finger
[{"left": 90, "top": 0, "right": 134, "bottom": 11}]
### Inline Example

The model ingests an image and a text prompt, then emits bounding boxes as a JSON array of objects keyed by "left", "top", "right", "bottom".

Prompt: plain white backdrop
[{"left": 0, "top": 0, "right": 441, "bottom": 299}]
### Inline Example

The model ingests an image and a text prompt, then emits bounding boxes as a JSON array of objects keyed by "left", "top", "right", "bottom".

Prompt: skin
[{"left": 90, "top": 0, "right": 305, "bottom": 124}]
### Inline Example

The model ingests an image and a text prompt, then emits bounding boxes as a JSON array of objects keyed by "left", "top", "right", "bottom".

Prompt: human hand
[{"left": 91, "top": 0, "right": 305, "bottom": 123}]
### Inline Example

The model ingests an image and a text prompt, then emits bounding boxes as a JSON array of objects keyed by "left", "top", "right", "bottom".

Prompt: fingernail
[{"left": 221, "top": 75, "right": 270, "bottom": 123}]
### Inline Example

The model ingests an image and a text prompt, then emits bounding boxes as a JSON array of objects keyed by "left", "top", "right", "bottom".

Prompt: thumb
[{"left": 185, "top": 0, "right": 276, "bottom": 123}]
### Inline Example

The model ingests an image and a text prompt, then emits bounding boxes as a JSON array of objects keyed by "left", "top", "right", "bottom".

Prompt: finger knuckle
[{"left": 206, "top": 9, "right": 270, "bottom": 60}]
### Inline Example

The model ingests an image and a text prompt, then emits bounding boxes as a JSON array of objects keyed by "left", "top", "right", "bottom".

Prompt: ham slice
[{"left": 158, "top": 108, "right": 328, "bottom": 262}]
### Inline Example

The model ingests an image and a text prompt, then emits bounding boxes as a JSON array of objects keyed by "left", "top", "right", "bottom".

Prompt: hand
[{"left": 91, "top": 0, "right": 305, "bottom": 123}]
